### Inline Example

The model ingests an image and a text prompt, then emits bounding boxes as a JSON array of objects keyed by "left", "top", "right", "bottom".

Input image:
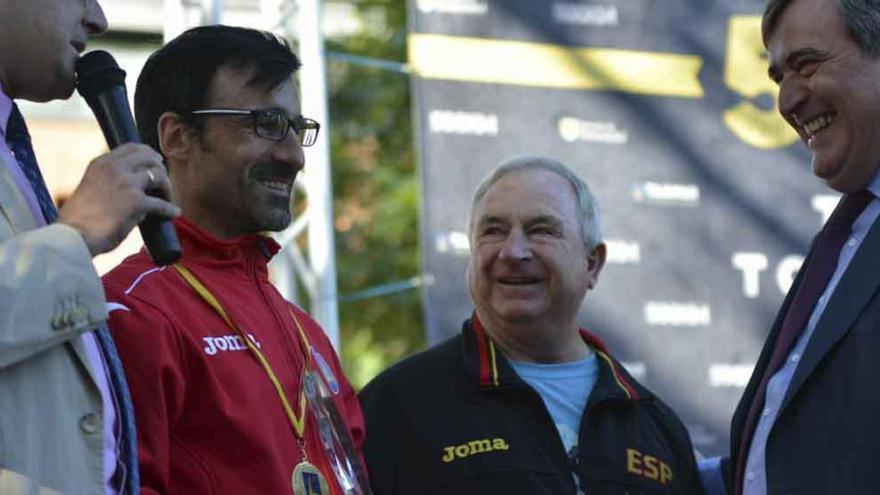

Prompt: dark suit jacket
[{"left": 726, "top": 212, "right": 880, "bottom": 494}]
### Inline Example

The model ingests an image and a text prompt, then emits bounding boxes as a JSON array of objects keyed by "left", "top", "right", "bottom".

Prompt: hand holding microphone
[{"left": 57, "top": 50, "right": 181, "bottom": 264}]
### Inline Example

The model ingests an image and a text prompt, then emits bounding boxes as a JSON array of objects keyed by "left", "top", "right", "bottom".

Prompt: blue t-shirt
[{"left": 509, "top": 354, "right": 599, "bottom": 456}]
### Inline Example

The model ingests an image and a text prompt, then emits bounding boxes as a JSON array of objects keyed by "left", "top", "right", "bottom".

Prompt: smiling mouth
[
  {"left": 802, "top": 113, "right": 836, "bottom": 138},
  {"left": 498, "top": 277, "right": 542, "bottom": 286},
  {"left": 258, "top": 178, "right": 293, "bottom": 194}
]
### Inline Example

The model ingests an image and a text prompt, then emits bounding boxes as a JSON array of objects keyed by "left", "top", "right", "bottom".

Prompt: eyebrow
[
  {"left": 476, "top": 215, "right": 506, "bottom": 229},
  {"left": 474, "top": 214, "right": 566, "bottom": 236},
  {"left": 524, "top": 215, "right": 564, "bottom": 230},
  {"left": 768, "top": 47, "right": 825, "bottom": 81},
  {"left": 259, "top": 106, "right": 298, "bottom": 116}
]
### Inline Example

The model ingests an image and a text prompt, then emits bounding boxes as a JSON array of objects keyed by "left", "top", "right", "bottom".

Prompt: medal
[
  {"left": 292, "top": 460, "right": 331, "bottom": 495},
  {"left": 174, "top": 264, "right": 371, "bottom": 494},
  {"left": 304, "top": 371, "right": 371, "bottom": 494}
]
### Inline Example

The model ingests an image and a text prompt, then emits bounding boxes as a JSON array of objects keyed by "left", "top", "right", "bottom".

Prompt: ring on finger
[{"left": 146, "top": 169, "right": 156, "bottom": 185}]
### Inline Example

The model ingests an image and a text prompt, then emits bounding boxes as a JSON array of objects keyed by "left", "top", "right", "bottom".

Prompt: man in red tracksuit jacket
[{"left": 102, "top": 25, "right": 366, "bottom": 494}]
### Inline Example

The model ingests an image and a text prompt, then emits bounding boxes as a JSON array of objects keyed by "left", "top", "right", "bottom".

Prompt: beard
[{"left": 242, "top": 161, "right": 296, "bottom": 233}]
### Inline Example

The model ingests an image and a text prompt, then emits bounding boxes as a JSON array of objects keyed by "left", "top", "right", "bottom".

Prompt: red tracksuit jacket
[{"left": 103, "top": 218, "right": 365, "bottom": 494}]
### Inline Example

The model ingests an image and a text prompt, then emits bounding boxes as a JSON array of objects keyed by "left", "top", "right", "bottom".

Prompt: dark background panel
[
  {"left": 412, "top": 0, "right": 769, "bottom": 52},
  {"left": 410, "top": 0, "right": 827, "bottom": 455}
]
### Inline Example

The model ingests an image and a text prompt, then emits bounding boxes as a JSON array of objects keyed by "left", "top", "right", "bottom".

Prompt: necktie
[
  {"left": 734, "top": 189, "right": 874, "bottom": 495},
  {"left": 6, "top": 104, "right": 57, "bottom": 222},
  {"left": 5, "top": 104, "right": 141, "bottom": 494}
]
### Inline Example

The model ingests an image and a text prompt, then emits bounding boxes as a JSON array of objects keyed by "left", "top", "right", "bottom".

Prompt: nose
[
  {"left": 777, "top": 76, "right": 808, "bottom": 126},
  {"left": 85, "top": 0, "right": 109, "bottom": 35},
  {"left": 273, "top": 129, "right": 306, "bottom": 174},
  {"left": 498, "top": 229, "right": 533, "bottom": 262}
]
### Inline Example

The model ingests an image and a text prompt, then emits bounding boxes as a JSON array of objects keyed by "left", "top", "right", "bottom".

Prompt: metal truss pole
[
  {"left": 286, "top": 0, "right": 340, "bottom": 348},
  {"left": 201, "top": 0, "right": 224, "bottom": 25}
]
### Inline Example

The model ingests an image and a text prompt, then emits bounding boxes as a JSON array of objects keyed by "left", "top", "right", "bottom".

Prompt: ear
[
  {"left": 585, "top": 242, "right": 606, "bottom": 290},
  {"left": 157, "top": 111, "right": 196, "bottom": 165}
]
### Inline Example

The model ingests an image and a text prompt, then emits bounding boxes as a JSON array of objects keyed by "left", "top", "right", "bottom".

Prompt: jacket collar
[
  {"left": 174, "top": 216, "right": 280, "bottom": 279},
  {"left": 462, "top": 314, "right": 643, "bottom": 402}
]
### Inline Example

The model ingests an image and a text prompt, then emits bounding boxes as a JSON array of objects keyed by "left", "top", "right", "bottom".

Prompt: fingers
[
  {"left": 56, "top": 143, "right": 181, "bottom": 256},
  {"left": 139, "top": 162, "right": 173, "bottom": 201},
  {"left": 97, "top": 143, "right": 174, "bottom": 199},
  {"left": 106, "top": 144, "right": 177, "bottom": 215},
  {"left": 141, "top": 194, "right": 182, "bottom": 220}
]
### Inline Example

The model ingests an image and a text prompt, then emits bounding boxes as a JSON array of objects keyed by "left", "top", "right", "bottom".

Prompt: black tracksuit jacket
[{"left": 359, "top": 317, "right": 705, "bottom": 495}]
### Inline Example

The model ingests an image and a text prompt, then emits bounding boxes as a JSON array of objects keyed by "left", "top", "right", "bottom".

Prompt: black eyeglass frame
[{"left": 190, "top": 108, "right": 321, "bottom": 146}]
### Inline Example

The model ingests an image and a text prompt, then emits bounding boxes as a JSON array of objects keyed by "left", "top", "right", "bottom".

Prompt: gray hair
[
  {"left": 468, "top": 155, "right": 603, "bottom": 249},
  {"left": 763, "top": 0, "right": 880, "bottom": 55}
]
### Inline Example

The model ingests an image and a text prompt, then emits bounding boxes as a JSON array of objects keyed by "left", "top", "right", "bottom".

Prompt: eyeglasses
[{"left": 190, "top": 108, "right": 321, "bottom": 146}]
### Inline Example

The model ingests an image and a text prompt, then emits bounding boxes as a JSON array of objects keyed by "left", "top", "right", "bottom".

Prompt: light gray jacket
[{"left": 0, "top": 162, "right": 109, "bottom": 494}]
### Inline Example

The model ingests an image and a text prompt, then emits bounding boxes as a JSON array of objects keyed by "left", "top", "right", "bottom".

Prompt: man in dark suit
[
  {"left": 701, "top": 0, "right": 880, "bottom": 494},
  {"left": 0, "top": 0, "right": 179, "bottom": 492}
]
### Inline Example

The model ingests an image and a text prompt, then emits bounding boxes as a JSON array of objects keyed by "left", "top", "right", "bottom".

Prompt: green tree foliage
[{"left": 326, "top": 0, "right": 426, "bottom": 388}]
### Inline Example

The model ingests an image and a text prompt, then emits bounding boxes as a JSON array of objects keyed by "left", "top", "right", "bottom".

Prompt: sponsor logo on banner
[
  {"left": 417, "top": 0, "right": 488, "bottom": 15},
  {"left": 429, "top": 110, "right": 498, "bottom": 136},
  {"left": 632, "top": 181, "right": 700, "bottom": 206},
  {"left": 605, "top": 239, "right": 641, "bottom": 265},
  {"left": 553, "top": 2, "right": 619, "bottom": 26},
  {"left": 558, "top": 116, "right": 628, "bottom": 144},
  {"left": 644, "top": 302, "right": 711, "bottom": 327},
  {"left": 708, "top": 363, "right": 755, "bottom": 388},
  {"left": 776, "top": 255, "right": 804, "bottom": 294},
  {"left": 732, "top": 252, "right": 804, "bottom": 298},
  {"left": 731, "top": 252, "right": 768, "bottom": 299},
  {"left": 310, "top": 347, "right": 341, "bottom": 395}
]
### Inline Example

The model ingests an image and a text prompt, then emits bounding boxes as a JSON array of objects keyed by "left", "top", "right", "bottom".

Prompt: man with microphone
[{"left": 0, "top": 0, "right": 180, "bottom": 493}]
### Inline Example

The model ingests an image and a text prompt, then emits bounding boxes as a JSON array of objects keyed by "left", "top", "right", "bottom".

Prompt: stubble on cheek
[{"left": 245, "top": 180, "right": 293, "bottom": 232}]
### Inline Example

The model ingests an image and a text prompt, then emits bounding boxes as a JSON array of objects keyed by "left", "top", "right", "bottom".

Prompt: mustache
[{"left": 248, "top": 161, "right": 297, "bottom": 182}]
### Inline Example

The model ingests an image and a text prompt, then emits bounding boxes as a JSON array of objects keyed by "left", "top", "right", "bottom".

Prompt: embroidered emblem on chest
[
  {"left": 441, "top": 438, "right": 510, "bottom": 463},
  {"left": 626, "top": 448, "right": 673, "bottom": 485},
  {"left": 203, "top": 333, "right": 262, "bottom": 356}
]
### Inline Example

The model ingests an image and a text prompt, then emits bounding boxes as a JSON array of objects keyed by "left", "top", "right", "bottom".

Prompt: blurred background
[{"left": 28, "top": 0, "right": 825, "bottom": 456}]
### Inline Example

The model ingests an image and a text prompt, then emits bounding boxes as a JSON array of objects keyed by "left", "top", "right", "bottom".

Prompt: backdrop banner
[{"left": 410, "top": 0, "right": 827, "bottom": 455}]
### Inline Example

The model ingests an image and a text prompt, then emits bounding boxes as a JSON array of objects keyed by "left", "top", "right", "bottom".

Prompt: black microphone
[{"left": 76, "top": 50, "right": 181, "bottom": 265}]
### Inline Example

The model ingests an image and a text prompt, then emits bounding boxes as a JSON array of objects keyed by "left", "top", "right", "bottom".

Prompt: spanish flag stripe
[
  {"left": 487, "top": 339, "right": 500, "bottom": 387},
  {"left": 472, "top": 317, "right": 492, "bottom": 386},
  {"left": 596, "top": 350, "right": 639, "bottom": 400}
]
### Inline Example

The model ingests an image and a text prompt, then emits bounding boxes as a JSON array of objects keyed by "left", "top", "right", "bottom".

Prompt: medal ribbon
[{"left": 173, "top": 263, "right": 314, "bottom": 439}]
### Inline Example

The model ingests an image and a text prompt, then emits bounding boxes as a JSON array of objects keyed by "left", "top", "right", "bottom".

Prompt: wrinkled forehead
[
  {"left": 472, "top": 169, "right": 578, "bottom": 223},
  {"left": 765, "top": 0, "right": 845, "bottom": 73}
]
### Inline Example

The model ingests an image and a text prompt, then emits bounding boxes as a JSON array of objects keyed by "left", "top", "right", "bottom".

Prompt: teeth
[
  {"left": 262, "top": 180, "right": 289, "bottom": 191},
  {"left": 803, "top": 114, "right": 835, "bottom": 136}
]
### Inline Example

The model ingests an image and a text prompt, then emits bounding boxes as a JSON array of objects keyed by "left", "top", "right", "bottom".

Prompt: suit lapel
[
  {"left": 781, "top": 215, "right": 880, "bottom": 412},
  {"left": 730, "top": 240, "right": 812, "bottom": 450},
  {"left": 0, "top": 159, "right": 38, "bottom": 233},
  {"left": 0, "top": 158, "right": 101, "bottom": 389}
]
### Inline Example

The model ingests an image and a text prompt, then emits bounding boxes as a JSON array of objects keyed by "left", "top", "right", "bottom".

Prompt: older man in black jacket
[{"left": 360, "top": 155, "right": 704, "bottom": 495}]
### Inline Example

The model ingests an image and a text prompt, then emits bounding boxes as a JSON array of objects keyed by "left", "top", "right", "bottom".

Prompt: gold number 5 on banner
[{"left": 723, "top": 15, "right": 799, "bottom": 149}]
